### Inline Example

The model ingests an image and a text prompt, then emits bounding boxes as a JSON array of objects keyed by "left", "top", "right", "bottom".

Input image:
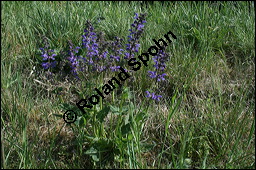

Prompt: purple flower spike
[
  {"left": 110, "top": 66, "right": 121, "bottom": 72},
  {"left": 125, "top": 13, "right": 147, "bottom": 60},
  {"left": 146, "top": 91, "right": 162, "bottom": 101},
  {"left": 157, "top": 73, "right": 167, "bottom": 81},
  {"left": 39, "top": 38, "right": 57, "bottom": 70},
  {"left": 42, "top": 62, "right": 51, "bottom": 69},
  {"left": 145, "top": 91, "right": 151, "bottom": 98},
  {"left": 66, "top": 40, "right": 81, "bottom": 77},
  {"left": 148, "top": 71, "right": 157, "bottom": 78},
  {"left": 134, "top": 13, "right": 139, "bottom": 19}
]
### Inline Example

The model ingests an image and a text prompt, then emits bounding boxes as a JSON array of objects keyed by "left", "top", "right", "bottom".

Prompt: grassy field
[{"left": 1, "top": 1, "right": 255, "bottom": 169}]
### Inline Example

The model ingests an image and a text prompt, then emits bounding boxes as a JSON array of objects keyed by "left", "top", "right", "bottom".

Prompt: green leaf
[
  {"left": 85, "top": 147, "right": 98, "bottom": 154},
  {"left": 74, "top": 116, "right": 86, "bottom": 126},
  {"left": 110, "top": 105, "right": 128, "bottom": 115},
  {"left": 135, "top": 112, "right": 147, "bottom": 123},
  {"left": 127, "top": 134, "right": 133, "bottom": 141},
  {"left": 124, "top": 114, "right": 130, "bottom": 125},
  {"left": 121, "top": 123, "right": 131, "bottom": 136},
  {"left": 110, "top": 105, "right": 119, "bottom": 113},
  {"left": 121, "top": 107, "right": 128, "bottom": 113},
  {"left": 96, "top": 106, "right": 110, "bottom": 123},
  {"left": 85, "top": 147, "right": 99, "bottom": 162},
  {"left": 92, "top": 155, "right": 100, "bottom": 162},
  {"left": 85, "top": 135, "right": 95, "bottom": 141}
]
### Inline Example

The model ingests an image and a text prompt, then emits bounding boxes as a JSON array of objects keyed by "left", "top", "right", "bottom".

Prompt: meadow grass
[{"left": 1, "top": 1, "right": 255, "bottom": 169}]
